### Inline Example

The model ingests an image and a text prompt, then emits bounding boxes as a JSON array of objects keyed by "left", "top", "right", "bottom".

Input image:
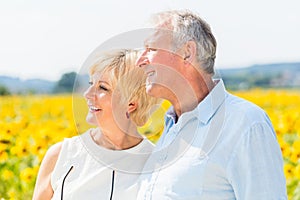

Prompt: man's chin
[{"left": 146, "top": 84, "right": 161, "bottom": 98}]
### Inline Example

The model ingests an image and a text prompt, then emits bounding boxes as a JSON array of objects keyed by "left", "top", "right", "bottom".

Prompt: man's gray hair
[{"left": 151, "top": 10, "right": 217, "bottom": 75}]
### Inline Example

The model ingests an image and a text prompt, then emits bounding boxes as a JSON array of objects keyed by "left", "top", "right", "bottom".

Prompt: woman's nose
[
  {"left": 83, "top": 85, "right": 94, "bottom": 100},
  {"left": 135, "top": 50, "right": 149, "bottom": 68}
]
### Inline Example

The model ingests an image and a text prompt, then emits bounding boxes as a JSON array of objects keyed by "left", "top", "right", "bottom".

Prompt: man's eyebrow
[
  {"left": 144, "top": 36, "right": 153, "bottom": 47},
  {"left": 143, "top": 41, "right": 149, "bottom": 47},
  {"left": 144, "top": 42, "right": 155, "bottom": 49}
]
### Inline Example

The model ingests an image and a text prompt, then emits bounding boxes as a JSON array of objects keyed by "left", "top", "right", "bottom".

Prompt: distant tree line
[
  {"left": 53, "top": 72, "right": 77, "bottom": 93},
  {"left": 1, "top": 62, "right": 299, "bottom": 96},
  {"left": 0, "top": 85, "right": 11, "bottom": 96},
  {"left": 0, "top": 72, "right": 77, "bottom": 96}
]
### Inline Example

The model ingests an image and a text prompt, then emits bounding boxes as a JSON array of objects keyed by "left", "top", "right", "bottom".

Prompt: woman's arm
[{"left": 32, "top": 142, "right": 62, "bottom": 200}]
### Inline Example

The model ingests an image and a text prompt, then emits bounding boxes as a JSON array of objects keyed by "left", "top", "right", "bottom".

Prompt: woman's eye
[
  {"left": 88, "top": 81, "right": 93, "bottom": 85},
  {"left": 99, "top": 85, "right": 108, "bottom": 91}
]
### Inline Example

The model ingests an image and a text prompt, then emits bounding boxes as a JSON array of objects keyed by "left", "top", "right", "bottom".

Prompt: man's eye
[
  {"left": 88, "top": 81, "right": 93, "bottom": 85},
  {"left": 147, "top": 48, "right": 157, "bottom": 52}
]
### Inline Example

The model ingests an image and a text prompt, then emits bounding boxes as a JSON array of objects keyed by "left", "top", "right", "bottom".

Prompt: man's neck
[{"left": 172, "top": 77, "right": 215, "bottom": 119}]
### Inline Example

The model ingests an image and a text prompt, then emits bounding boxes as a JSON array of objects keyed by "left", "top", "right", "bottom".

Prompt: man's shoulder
[{"left": 224, "top": 92, "right": 269, "bottom": 124}]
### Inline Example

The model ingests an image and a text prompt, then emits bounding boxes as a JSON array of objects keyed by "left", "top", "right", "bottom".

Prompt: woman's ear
[
  {"left": 183, "top": 40, "right": 197, "bottom": 63},
  {"left": 128, "top": 102, "right": 137, "bottom": 114}
]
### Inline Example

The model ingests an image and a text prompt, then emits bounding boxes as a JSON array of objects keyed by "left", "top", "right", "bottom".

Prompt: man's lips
[{"left": 146, "top": 70, "right": 155, "bottom": 77}]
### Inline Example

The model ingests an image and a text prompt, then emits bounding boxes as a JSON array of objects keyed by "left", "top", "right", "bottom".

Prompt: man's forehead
[{"left": 144, "top": 29, "right": 173, "bottom": 48}]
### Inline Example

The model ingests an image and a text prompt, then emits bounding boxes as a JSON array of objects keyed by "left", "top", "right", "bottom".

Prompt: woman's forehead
[{"left": 91, "top": 71, "right": 111, "bottom": 84}]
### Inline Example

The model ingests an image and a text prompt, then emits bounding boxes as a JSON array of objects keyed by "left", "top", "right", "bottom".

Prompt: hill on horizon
[
  {"left": 0, "top": 62, "right": 300, "bottom": 94},
  {"left": 0, "top": 76, "right": 54, "bottom": 94},
  {"left": 216, "top": 62, "right": 300, "bottom": 90}
]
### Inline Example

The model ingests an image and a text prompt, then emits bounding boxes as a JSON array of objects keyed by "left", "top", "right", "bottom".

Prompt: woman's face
[{"left": 84, "top": 71, "right": 119, "bottom": 127}]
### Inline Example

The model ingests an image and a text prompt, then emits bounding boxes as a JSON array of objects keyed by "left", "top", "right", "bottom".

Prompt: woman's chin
[{"left": 86, "top": 116, "right": 98, "bottom": 126}]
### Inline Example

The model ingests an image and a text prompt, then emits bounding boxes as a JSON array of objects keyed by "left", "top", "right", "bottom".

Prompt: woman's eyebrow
[
  {"left": 97, "top": 80, "right": 110, "bottom": 85},
  {"left": 90, "top": 77, "right": 109, "bottom": 85},
  {"left": 97, "top": 80, "right": 109, "bottom": 84},
  {"left": 96, "top": 80, "right": 111, "bottom": 87},
  {"left": 89, "top": 79, "right": 110, "bottom": 85}
]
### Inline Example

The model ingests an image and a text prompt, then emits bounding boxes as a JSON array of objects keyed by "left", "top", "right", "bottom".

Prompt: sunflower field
[{"left": 0, "top": 89, "right": 300, "bottom": 199}]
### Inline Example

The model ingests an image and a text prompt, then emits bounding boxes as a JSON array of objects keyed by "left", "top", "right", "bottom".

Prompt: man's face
[{"left": 136, "top": 29, "right": 186, "bottom": 100}]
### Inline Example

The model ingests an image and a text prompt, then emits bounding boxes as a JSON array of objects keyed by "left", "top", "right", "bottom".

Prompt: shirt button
[
  {"left": 199, "top": 150, "right": 207, "bottom": 158},
  {"left": 158, "top": 154, "right": 167, "bottom": 162}
]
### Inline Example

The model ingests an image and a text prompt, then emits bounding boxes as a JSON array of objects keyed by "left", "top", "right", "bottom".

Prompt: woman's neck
[{"left": 91, "top": 127, "right": 143, "bottom": 150}]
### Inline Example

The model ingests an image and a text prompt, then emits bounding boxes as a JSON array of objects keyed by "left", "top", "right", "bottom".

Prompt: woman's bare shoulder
[{"left": 32, "top": 142, "right": 63, "bottom": 200}]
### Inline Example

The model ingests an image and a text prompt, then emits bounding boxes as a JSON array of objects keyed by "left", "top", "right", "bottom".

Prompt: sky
[{"left": 0, "top": 0, "right": 299, "bottom": 81}]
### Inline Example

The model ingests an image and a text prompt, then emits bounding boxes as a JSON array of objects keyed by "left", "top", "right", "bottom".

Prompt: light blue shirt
[{"left": 138, "top": 80, "right": 287, "bottom": 200}]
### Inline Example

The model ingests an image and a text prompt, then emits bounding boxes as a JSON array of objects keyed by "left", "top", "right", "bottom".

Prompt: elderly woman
[{"left": 33, "top": 49, "right": 159, "bottom": 200}]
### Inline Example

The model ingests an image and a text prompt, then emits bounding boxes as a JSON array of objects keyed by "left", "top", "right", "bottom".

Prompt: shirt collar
[
  {"left": 166, "top": 106, "right": 178, "bottom": 123},
  {"left": 197, "top": 79, "right": 227, "bottom": 124},
  {"left": 165, "top": 79, "right": 227, "bottom": 126}
]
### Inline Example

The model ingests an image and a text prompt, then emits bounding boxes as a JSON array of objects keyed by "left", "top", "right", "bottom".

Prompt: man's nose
[{"left": 135, "top": 50, "right": 149, "bottom": 68}]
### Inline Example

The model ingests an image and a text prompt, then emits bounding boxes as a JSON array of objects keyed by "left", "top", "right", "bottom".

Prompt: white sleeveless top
[{"left": 51, "top": 129, "right": 154, "bottom": 200}]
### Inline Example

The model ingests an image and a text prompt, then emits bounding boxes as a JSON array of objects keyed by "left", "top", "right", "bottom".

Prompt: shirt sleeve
[{"left": 227, "top": 122, "right": 287, "bottom": 200}]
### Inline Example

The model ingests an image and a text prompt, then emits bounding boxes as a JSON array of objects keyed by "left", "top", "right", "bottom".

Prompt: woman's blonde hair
[{"left": 89, "top": 49, "right": 159, "bottom": 126}]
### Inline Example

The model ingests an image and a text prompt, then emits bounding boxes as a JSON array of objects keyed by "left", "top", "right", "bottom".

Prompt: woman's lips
[{"left": 88, "top": 105, "right": 101, "bottom": 112}]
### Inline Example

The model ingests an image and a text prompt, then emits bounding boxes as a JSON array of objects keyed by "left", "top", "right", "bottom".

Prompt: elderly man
[{"left": 136, "top": 10, "right": 287, "bottom": 200}]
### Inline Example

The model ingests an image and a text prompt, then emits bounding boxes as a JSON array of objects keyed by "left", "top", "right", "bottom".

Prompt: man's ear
[
  {"left": 183, "top": 40, "right": 197, "bottom": 63},
  {"left": 128, "top": 102, "right": 138, "bottom": 114}
]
